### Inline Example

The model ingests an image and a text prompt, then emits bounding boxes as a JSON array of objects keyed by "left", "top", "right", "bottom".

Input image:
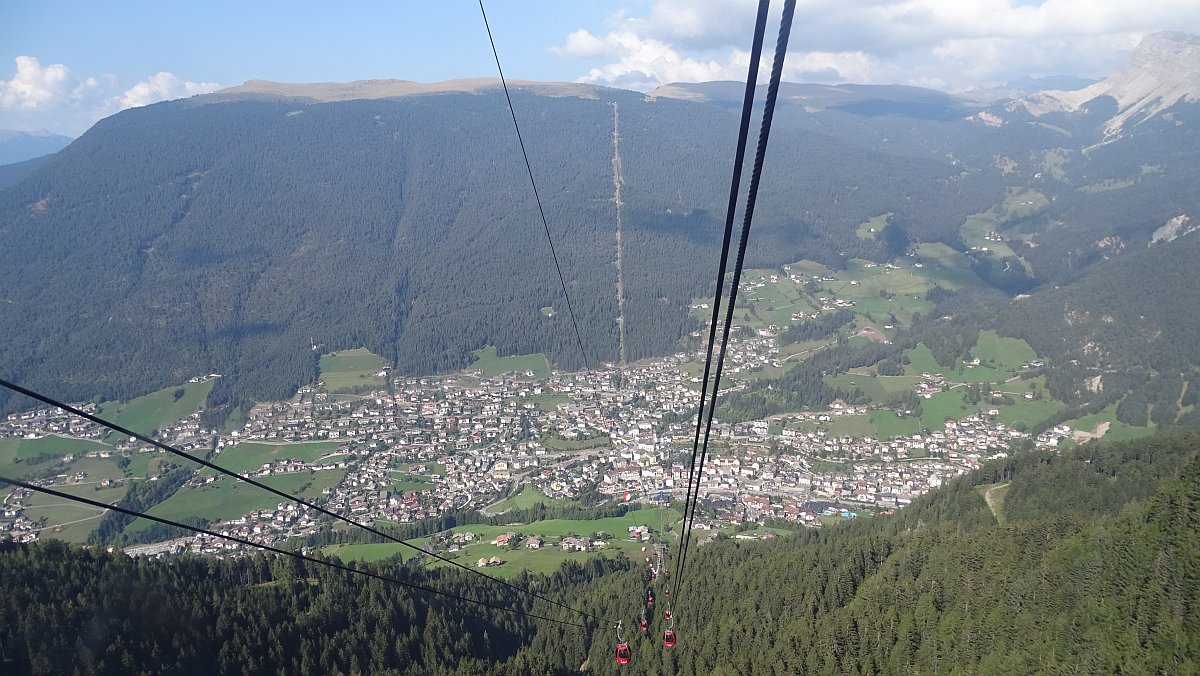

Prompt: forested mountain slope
[
  {"left": 0, "top": 85, "right": 989, "bottom": 416},
  {"left": 2, "top": 431, "right": 1197, "bottom": 674},
  {"left": 995, "top": 228, "right": 1200, "bottom": 427},
  {"left": 569, "top": 431, "right": 1200, "bottom": 674}
]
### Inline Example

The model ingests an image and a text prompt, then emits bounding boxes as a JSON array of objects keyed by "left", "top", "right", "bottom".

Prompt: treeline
[{"left": 0, "top": 538, "right": 623, "bottom": 675}]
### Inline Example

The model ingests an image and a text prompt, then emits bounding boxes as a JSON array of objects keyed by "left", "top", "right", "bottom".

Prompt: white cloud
[
  {"left": 0, "top": 56, "right": 73, "bottom": 109},
  {"left": 556, "top": 29, "right": 613, "bottom": 58},
  {"left": 120, "top": 72, "right": 220, "bottom": 109},
  {"left": 0, "top": 56, "right": 221, "bottom": 136},
  {"left": 572, "top": 29, "right": 737, "bottom": 88},
  {"left": 555, "top": 0, "right": 1200, "bottom": 92}
]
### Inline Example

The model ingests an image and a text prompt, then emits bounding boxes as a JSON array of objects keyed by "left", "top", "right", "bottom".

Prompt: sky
[{"left": 2, "top": 0, "right": 1199, "bottom": 136}]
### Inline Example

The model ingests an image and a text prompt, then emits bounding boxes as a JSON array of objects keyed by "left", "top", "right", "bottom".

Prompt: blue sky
[
  {"left": 3, "top": 1, "right": 1198, "bottom": 135},
  {"left": 0, "top": 2, "right": 606, "bottom": 86}
]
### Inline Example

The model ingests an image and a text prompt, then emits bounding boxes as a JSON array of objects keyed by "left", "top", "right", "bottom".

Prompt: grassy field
[
  {"left": 818, "top": 327, "right": 1062, "bottom": 437},
  {"left": 214, "top": 441, "right": 342, "bottom": 474},
  {"left": 696, "top": 249, "right": 993, "bottom": 343},
  {"left": 319, "top": 348, "right": 389, "bottom": 393},
  {"left": 126, "top": 469, "right": 346, "bottom": 532},
  {"left": 524, "top": 392, "right": 570, "bottom": 412},
  {"left": 905, "top": 344, "right": 946, "bottom": 375},
  {"left": 856, "top": 213, "right": 890, "bottom": 239},
  {"left": 487, "top": 484, "right": 562, "bottom": 512},
  {"left": 326, "top": 507, "right": 682, "bottom": 576},
  {"left": 912, "top": 243, "right": 987, "bottom": 290},
  {"left": 1066, "top": 404, "right": 1155, "bottom": 442},
  {"left": 123, "top": 452, "right": 167, "bottom": 479},
  {"left": 958, "top": 189, "right": 1047, "bottom": 270},
  {"left": 469, "top": 347, "right": 551, "bottom": 379},
  {"left": 721, "top": 263, "right": 926, "bottom": 335},
  {"left": 0, "top": 434, "right": 113, "bottom": 465},
  {"left": 0, "top": 435, "right": 121, "bottom": 483},
  {"left": 869, "top": 410, "right": 921, "bottom": 439},
  {"left": 904, "top": 344, "right": 1009, "bottom": 383},
  {"left": 746, "top": 525, "right": 794, "bottom": 537},
  {"left": 779, "top": 339, "right": 833, "bottom": 359},
  {"left": 827, "top": 371, "right": 921, "bottom": 401},
  {"left": 97, "top": 379, "right": 216, "bottom": 441},
  {"left": 4, "top": 454, "right": 132, "bottom": 542},
  {"left": 920, "top": 390, "right": 982, "bottom": 428},
  {"left": 542, "top": 434, "right": 611, "bottom": 451},
  {"left": 824, "top": 414, "right": 878, "bottom": 438},
  {"left": 971, "top": 331, "right": 1037, "bottom": 371},
  {"left": 994, "top": 398, "right": 1065, "bottom": 427},
  {"left": 389, "top": 470, "right": 435, "bottom": 493},
  {"left": 21, "top": 484, "right": 128, "bottom": 543}
]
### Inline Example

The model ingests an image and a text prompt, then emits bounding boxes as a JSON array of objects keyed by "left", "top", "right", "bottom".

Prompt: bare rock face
[{"left": 1019, "top": 31, "right": 1200, "bottom": 135}]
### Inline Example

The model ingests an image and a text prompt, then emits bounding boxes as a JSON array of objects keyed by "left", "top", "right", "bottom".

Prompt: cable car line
[
  {"left": 676, "top": 0, "right": 797, "bottom": 599},
  {"left": 674, "top": 0, "right": 772, "bottom": 594},
  {"left": 4, "top": 1, "right": 796, "bottom": 664},
  {"left": 0, "top": 475, "right": 587, "bottom": 629},
  {"left": 478, "top": 0, "right": 591, "bottom": 374},
  {"left": 0, "top": 377, "right": 608, "bottom": 625}
]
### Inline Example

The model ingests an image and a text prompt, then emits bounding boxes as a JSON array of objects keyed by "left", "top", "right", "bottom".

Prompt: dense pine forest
[
  {"left": 0, "top": 87, "right": 998, "bottom": 421},
  {"left": 4, "top": 431, "right": 1197, "bottom": 674}
]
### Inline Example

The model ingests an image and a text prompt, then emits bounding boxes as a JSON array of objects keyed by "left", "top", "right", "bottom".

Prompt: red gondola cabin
[{"left": 615, "top": 642, "right": 632, "bottom": 665}]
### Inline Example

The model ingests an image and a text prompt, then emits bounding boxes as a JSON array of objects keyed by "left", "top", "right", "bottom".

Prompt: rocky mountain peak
[{"left": 1018, "top": 31, "right": 1200, "bottom": 135}]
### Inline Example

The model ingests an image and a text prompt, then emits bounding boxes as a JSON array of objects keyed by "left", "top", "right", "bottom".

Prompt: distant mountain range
[
  {"left": 1, "top": 31, "right": 1198, "bottom": 420},
  {"left": 0, "top": 130, "right": 73, "bottom": 165}
]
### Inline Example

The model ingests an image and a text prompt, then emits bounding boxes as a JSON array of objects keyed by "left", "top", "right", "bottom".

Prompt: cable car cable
[
  {"left": 675, "top": 0, "right": 796, "bottom": 596},
  {"left": 673, "top": 0, "right": 771, "bottom": 588},
  {"left": 0, "top": 475, "right": 587, "bottom": 629},
  {"left": 478, "top": 0, "right": 591, "bottom": 373},
  {"left": 0, "top": 377, "right": 609, "bottom": 625}
]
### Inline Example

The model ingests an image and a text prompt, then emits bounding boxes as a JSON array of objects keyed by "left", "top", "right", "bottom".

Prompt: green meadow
[
  {"left": 214, "top": 441, "right": 342, "bottom": 474},
  {"left": 97, "top": 379, "right": 215, "bottom": 441},
  {"left": 469, "top": 347, "right": 551, "bottom": 379},
  {"left": 126, "top": 469, "right": 346, "bottom": 533},
  {"left": 327, "top": 507, "right": 682, "bottom": 577},
  {"left": 319, "top": 348, "right": 389, "bottom": 393}
]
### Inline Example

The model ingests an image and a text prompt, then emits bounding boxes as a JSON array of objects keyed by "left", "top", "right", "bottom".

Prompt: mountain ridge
[
  {"left": 0, "top": 129, "right": 73, "bottom": 166},
  {"left": 213, "top": 77, "right": 609, "bottom": 102},
  {"left": 1018, "top": 31, "right": 1200, "bottom": 135}
]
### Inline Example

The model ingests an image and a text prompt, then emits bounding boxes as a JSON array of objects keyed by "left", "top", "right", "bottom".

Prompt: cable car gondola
[
  {"left": 663, "top": 629, "right": 677, "bottom": 648},
  {"left": 615, "top": 622, "right": 632, "bottom": 665},
  {"left": 615, "top": 643, "right": 632, "bottom": 665}
]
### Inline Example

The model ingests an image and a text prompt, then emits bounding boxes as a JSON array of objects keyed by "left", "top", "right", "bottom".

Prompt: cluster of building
[{"left": 2, "top": 320, "right": 1075, "bottom": 554}]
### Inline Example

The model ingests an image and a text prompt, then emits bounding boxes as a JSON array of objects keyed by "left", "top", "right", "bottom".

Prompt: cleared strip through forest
[{"left": 611, "top": 101, "right": 628, "bottom": 365}]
